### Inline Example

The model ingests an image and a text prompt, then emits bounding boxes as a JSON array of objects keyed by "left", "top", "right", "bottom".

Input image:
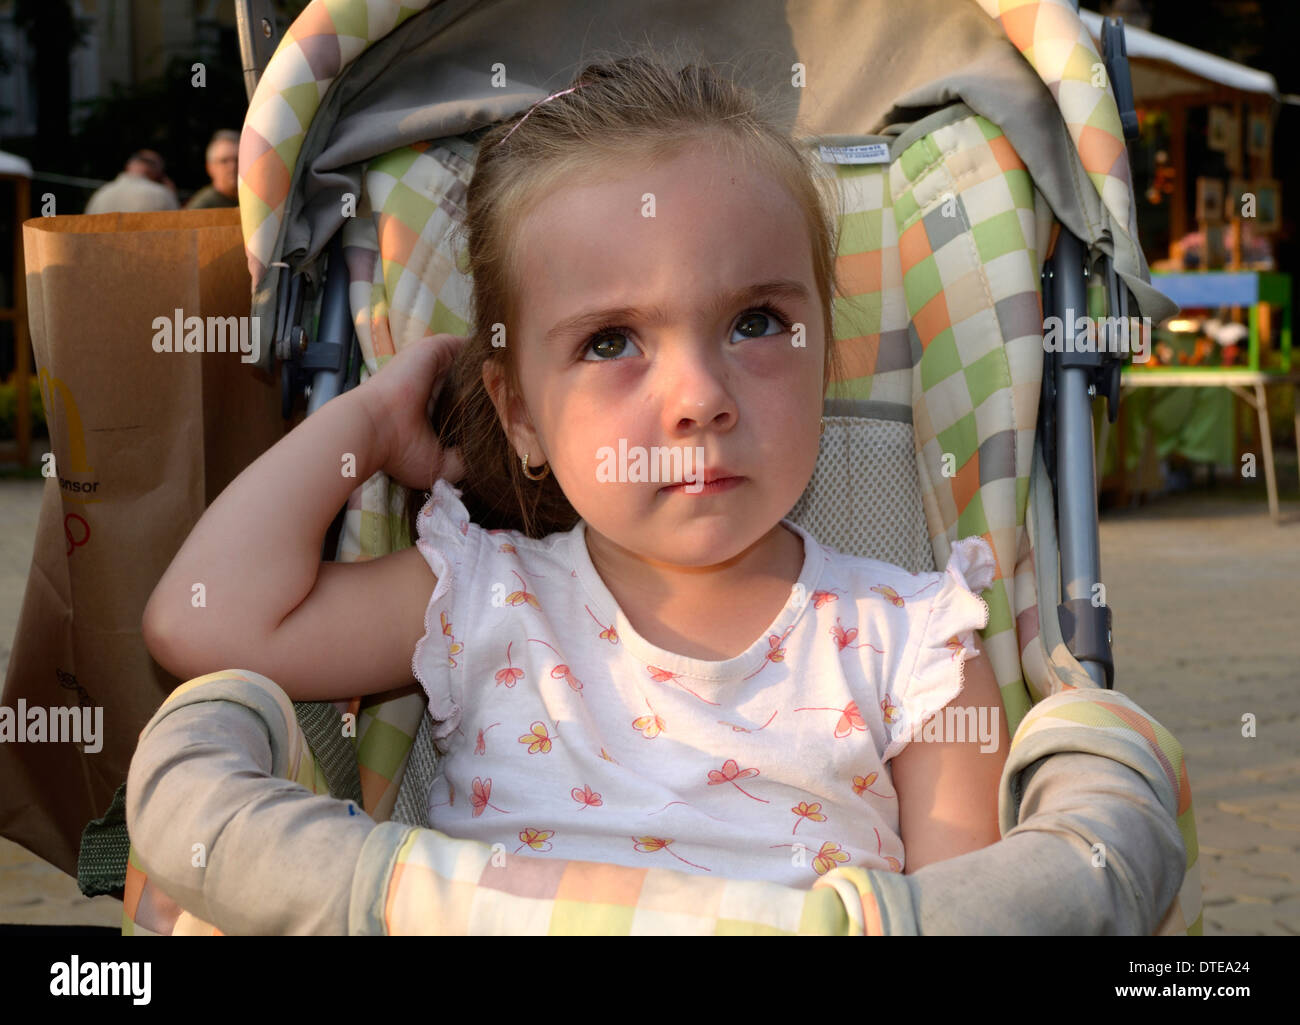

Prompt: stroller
[{"left": 114, "top": 0, "right": 1200, "bottom": 934}]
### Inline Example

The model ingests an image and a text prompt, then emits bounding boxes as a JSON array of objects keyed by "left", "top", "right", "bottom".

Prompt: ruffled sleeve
[
  {"left": 410, "top": 477, "right": 480, "bottom": 742},
  {"left": 880, "top": 536, "right": 994, "bottom": 763}
]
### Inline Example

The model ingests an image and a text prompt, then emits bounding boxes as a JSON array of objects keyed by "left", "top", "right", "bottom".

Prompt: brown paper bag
[{"left": 2, "top": 209, "right": 293, "bottom": 877}]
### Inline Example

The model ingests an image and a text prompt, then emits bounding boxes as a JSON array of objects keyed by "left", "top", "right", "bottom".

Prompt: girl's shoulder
[
  {"left": 810, "top": 534, "right": 996, "bottom": 618},
  {"left": 412, "top": 478, "right": 581, "bottom": 608},
  {"left": 416, "top": 478, "right": 574, "bottom": 557}
]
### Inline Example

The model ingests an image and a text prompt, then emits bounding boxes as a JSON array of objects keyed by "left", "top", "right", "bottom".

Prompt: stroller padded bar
[
  {"left": 870, "top": 751, "right": 1185, "bottom": 935},
  {"left": 126, "top": 677, "right": 372, "bottom": 935},
  {"left": 127, "top": 672, "right": 1188, "bottom": 935}
]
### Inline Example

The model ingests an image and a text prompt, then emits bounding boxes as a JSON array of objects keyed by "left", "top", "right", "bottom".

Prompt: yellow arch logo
[{"left": 38, "top": 368, "right": 93, "bottom": 474}]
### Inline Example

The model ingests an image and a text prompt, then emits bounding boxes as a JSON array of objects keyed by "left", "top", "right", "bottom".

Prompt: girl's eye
[
  {"left": 578, "top": 304, "right": 791, "bottom": 360},
  {"left": 730, "top": 305, "right": 790, "bottom": 343},
  {"left": 580, "top": 329, "right": 639, "bottom": 361}
]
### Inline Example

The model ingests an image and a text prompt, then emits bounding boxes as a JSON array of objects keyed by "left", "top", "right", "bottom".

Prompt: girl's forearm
[{"left": 144, "top": 388, "right": 386, "bottom": 663}]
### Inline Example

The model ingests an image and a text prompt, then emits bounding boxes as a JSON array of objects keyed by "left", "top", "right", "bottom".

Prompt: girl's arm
[
  {"left": 142, "top": 334, "right": 465, "bottom": 702},
  {"left": 891, "top": 648, "right": 1009, "bottom": 873}
]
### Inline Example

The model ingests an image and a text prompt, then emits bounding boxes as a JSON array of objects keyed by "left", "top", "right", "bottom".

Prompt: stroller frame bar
[
  {"left": 1047, "top": 230, "right": 1114, "bottom": 690},
  {"left": 235, "top": 0, "right": 281, "bottom": 101}
]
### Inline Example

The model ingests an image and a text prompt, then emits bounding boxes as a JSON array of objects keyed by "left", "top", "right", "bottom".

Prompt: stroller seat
[{"left": 113, "top": 0, "right": 1202, "bottom": 934}]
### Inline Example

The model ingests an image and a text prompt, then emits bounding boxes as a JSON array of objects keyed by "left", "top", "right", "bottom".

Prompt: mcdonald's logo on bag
[{"left": 38, "top": 368, "right": 101, "bottom": 506}]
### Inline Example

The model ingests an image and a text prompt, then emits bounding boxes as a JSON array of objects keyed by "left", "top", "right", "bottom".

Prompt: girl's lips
[{"left": 659, "top": 476, "right": 744, "bottom": 496}]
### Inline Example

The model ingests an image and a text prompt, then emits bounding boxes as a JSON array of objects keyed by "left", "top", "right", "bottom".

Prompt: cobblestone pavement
[
  {"left": 1096, "top": 492, "right": 1300, "bottom": 937},
  {"left": 0, "top": 475, "right": 1296, "bottom": 932}
]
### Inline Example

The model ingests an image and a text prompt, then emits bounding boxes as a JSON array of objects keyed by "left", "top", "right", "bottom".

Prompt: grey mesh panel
[
  {"left": 394, "top": 401, "right": 935, "bottom": 820},
  {"left": 391, "top": 712, "right": 440, "bottom": 827},
  {"left": 788, "top": 405, "right": 936, "bottom": 575}
]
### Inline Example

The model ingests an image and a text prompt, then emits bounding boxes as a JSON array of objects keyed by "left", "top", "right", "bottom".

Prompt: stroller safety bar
[{"left": 126, "top": 670, "right": 1188, "bottom": 935}]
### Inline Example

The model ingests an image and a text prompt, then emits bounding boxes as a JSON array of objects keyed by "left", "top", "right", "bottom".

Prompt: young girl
[{"left": 143, "top": 55, "right": 1009, "bottom": 888}]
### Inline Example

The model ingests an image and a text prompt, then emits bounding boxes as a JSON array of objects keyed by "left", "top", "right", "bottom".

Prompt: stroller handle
[{"left": 235, "top": 0, "right": 281, "bottom": 101}]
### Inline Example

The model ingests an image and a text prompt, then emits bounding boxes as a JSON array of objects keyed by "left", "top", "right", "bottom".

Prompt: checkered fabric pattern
[
  {"left": 238, "top": 0, "right": 435, "bottom": 291},
  {"left": 118, "top": 0, "right": 1201, "bottom": 936},
  {"left": 367, "top": 826, "right": 888, "bottom": 935},
  {"left": 974, "top": 0, "right": 1144, "bottom": 261}
]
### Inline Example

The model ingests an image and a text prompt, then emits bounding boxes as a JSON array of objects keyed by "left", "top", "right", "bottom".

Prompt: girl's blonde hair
[{"left": 413, "top": 50, "right": 845, "bottom": 540}]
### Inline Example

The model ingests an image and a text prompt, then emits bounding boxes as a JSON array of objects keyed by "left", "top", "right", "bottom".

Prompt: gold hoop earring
[
  {"left": 521, "top": 452, "right": 550, "bottom": 481},
  {"left": 819, "top": 418, "right": 826, "bottom": 437}
]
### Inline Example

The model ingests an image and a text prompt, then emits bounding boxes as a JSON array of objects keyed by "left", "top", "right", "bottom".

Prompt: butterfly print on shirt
[
  {"left": 791, "top": 801, "right": 827, "bottom": 834},
  {"left": 717, "top": 710, "right": 778, "bottom": 733},
  {"left": 528, "top": 637, "right": 583, "bottom": 694},
  {"left": 632, "top": 698, "right": 666, "bottom": 739},
  {"left": 585, "top": 604, "right": 618, "bottom": 644},
  {"left": 768, "top": 839, "right": 850, "bottom": 876},
  {"left": 647, "top": 665, "right": 719, "bottom": 706},
  {"left": 794, "top": 700, "right": 866, "bottom": 738},
  {"left": 852, "top": 771, "right": 893, "bottom": 800},
  {"left": 440, "top": 611, "right": 463, "bottom": 668},
  {"left": 631, "top": 836, "right": 710, "bottom": 871},
  {"left": 504, "top": 570, "right": 540, "bottom": 609},
  {"left": 474, "top": 722, "right": 501, "bottom": 754},
  {"left": 874, "top": 826, "right": 903, "bottom": 872},
  {"left": 870, "top": 579, "right": 939, "bottom": 608},
  {"left": 470, "top": 776, "right": 509, "bottom": 817},
  {"left": 518, "top": 721, "right": 555, "bottom": 754},
  {"left": 706, "top": 759, "right": 769, "bottom": 803},
  {"left": 515, "top": 827, "right": 554, "bottom": 853},
  {"left": 495, "top": 640, "right": 523, "bottom": 688},
  {"left": 829, "top": 617, "right": 884, "bottom": 654},
  {"left": 740, "top": 625, "right": 795, "bottom": 681}
]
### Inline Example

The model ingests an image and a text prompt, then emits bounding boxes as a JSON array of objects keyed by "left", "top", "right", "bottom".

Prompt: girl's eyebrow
[{"left": 543, "top": 279, "right": 811, "bottom": 345}]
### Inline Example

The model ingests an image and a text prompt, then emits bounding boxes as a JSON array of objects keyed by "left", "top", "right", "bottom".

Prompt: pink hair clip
[{"left": 498, "top": 82, "right": 586, "bottom": 144}]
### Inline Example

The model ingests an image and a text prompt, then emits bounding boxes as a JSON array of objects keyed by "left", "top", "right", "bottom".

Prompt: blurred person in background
[
  {"left": 184, "top": 130, "right": 240, "bottom": 210},
  {"left": 84, "top": 150, "right": 179, "bottom": 214}
]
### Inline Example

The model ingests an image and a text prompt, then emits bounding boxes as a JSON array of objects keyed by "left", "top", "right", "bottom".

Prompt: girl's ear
[{"left": 482, "top": 358, "right": 545, "bottom": 463}]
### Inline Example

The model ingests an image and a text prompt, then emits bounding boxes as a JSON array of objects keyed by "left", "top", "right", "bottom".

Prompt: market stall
[{"left": 1080, "top": 11, "right": 1296, "bottom": 516}]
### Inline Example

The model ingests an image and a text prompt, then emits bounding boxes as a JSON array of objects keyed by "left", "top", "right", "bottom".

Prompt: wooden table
[
  {"left": 1107, "top": 369, "right": 1300, "bottom": 521},
  {"left": 1149, "top": 271, "right": 1292, "bottom": 372}
]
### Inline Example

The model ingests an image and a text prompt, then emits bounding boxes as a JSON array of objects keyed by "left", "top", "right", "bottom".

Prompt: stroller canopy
[{"left": 238, "top": 0, "right": 1175, "bottom": 344}]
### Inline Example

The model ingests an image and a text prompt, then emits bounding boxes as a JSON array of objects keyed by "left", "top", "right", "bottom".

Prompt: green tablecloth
[{"left": 1094, "top": 386, "right": 1236, "bottom": 479}]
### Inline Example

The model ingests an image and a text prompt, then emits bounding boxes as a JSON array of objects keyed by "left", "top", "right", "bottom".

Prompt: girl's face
[{"left": 486, "top": 142, "right": 826, "bottom": 570}]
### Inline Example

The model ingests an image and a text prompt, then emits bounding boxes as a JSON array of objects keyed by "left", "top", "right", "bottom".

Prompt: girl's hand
[{"left": 355, "top": 332, "right": 467, "bottom": 490}]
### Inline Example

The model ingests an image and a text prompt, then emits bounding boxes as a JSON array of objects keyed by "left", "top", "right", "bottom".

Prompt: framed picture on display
[
  {"left": 1208, "top": 106, "right": 1237, "bottom": 154},
  {"left": 1196, "top": 177, "right": 1224, "bottom": 224},
  {"left": 1252, "top": 179, "right": 1280, "bottom": 232},
  {"left": 1247, "top": 112, "right": 1271, "bottom": 158}
]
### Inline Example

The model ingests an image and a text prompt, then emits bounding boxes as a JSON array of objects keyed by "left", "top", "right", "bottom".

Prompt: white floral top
[{"left": 412, "top": 478, "right": 994, "bottom": 887}]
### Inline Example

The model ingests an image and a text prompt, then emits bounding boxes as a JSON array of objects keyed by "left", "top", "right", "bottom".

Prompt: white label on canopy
[{"left": 817, "top": 143, "right": 890, "bottom": 164}]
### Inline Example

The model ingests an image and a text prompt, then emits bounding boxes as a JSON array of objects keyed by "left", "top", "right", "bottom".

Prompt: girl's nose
[{"left": 658, "top": 346, "right": 737, "bottom": 435}]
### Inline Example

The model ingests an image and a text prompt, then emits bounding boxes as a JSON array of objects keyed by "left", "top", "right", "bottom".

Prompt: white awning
[
  {"left": 1080, "top": 10, "right": 1278, "bottom": 101},
  {"left": 0, "top": 150, "right": 33, "bottom": 178}
]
